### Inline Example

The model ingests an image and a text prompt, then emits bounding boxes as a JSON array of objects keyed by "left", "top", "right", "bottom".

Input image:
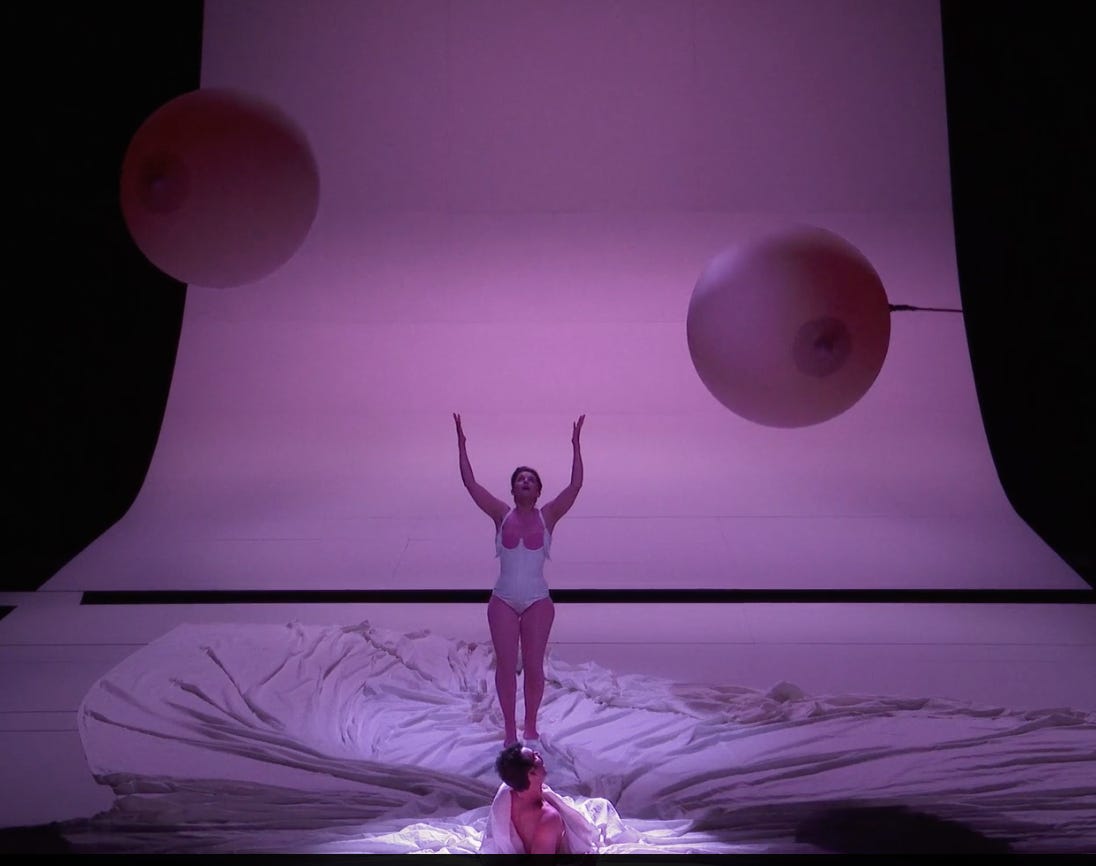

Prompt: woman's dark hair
[
  {"left": 511, "top": 466, "right": 542, "bottom": 493},
  {"left": 495, "top": 742, "right": 535, "bottom": 791}
]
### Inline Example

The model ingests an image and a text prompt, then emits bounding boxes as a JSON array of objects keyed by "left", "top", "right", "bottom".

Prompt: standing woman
[{"left": 454, "top": 413, "right": 585, "bottom": 747}]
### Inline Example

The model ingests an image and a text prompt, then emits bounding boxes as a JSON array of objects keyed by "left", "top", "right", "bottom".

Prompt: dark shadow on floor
[
  {"left": 0, "top": 824, "right": 74, "bottom": 853},
  {"left": 795, "top": 804, "right": 1012, "bottom": 853}
]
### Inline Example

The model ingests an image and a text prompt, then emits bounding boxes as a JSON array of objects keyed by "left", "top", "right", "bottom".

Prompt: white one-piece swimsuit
[{"left": 492, "top": 508, "right": 552, "bottom": 615}]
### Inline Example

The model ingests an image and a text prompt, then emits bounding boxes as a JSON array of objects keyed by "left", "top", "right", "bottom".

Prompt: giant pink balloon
[
  {"left": 120, "top": 88, "right": 319, "bottom": 288},
  {"left": 687, "top": 226, "right": 891, "bottom": 428}
]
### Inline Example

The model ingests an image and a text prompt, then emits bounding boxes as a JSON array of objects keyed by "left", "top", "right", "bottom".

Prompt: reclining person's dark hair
[{"left": 495, "top": 742, "right": 535, "bottom": 791}]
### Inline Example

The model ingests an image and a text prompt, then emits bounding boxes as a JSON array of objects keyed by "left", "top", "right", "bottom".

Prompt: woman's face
[{"left": 512, "top": 470, "right": 541, "bottom": 500}]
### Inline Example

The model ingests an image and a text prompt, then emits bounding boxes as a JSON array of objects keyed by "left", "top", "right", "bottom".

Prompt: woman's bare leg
[
  {"left": 518, "top": 598, "right": 555, "bottom": 740},
  {"left": 487, "top": 595, "right": 521, "bottom": 745}
]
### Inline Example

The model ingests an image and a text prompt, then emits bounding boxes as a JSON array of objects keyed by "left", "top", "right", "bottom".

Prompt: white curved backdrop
[{"left": 47, "top": 0, "right": 1084, "bottom": 592}]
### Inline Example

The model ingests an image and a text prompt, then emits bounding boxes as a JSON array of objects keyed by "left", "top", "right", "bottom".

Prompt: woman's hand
[
  {"left": 454, "top": 413, "right": 466, "bottom": 448},
  {"left": 572, "top": 414, "right": 585, "bottom": 447}
]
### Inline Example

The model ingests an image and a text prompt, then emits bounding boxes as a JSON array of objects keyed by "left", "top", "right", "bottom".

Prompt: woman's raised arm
[
  {"left": 454, "top": 413, "right": 509, "bottom": 525},
  {"left": 542, "top": 415, "right": 584, "bottom": 532}
]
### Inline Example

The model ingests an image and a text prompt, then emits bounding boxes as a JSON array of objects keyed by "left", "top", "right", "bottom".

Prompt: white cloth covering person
[{"left": 480, "top": 782, "right": 600, "bottom": 854}]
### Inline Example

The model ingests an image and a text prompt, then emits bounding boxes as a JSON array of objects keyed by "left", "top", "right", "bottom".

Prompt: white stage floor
[{"left": 2, "top": 591, "right": 1093, "bottom": 847}]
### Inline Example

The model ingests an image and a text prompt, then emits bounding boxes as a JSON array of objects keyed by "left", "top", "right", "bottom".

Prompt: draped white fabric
[
  {"left": 480, "top": 783, "right": 600, "bottom": 855},
  {"left": 71, "top": 621, "right": 1096, "bottom": 853}
]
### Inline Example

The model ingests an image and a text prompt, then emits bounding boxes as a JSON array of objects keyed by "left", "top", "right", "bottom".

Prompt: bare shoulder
[
  {"left": 538, "top": 802, "right": 563, "bottom": 838},
  {"left": 532, "top": 802, "right": 564, "bottom": 853},
  {"left": 540, "top": 484, "right": 581, "bottom": 532},
  {"left": 477, "top": 496, "right": 508, "bottom": 531},
  {"left": 540, "top": 801, "right": 562, "bottom": 824}
]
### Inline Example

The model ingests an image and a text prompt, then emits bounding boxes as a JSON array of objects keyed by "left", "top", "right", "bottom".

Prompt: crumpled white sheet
[
  {"left": 481, "top": 782, "right": 602, "bottom": 854},
  {"left": 72, "top": 620, "right": 1096, "bottom": 853}
]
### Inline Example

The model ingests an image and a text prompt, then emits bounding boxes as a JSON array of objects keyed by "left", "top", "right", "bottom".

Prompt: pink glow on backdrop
[{"left": 47, "top": 0, "right": 1084, "bottom": 592}]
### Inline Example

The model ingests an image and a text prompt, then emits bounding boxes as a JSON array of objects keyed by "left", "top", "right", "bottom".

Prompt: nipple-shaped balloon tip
[{"left": 686, "top": 225, "right": 891, "bottom": 428}]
